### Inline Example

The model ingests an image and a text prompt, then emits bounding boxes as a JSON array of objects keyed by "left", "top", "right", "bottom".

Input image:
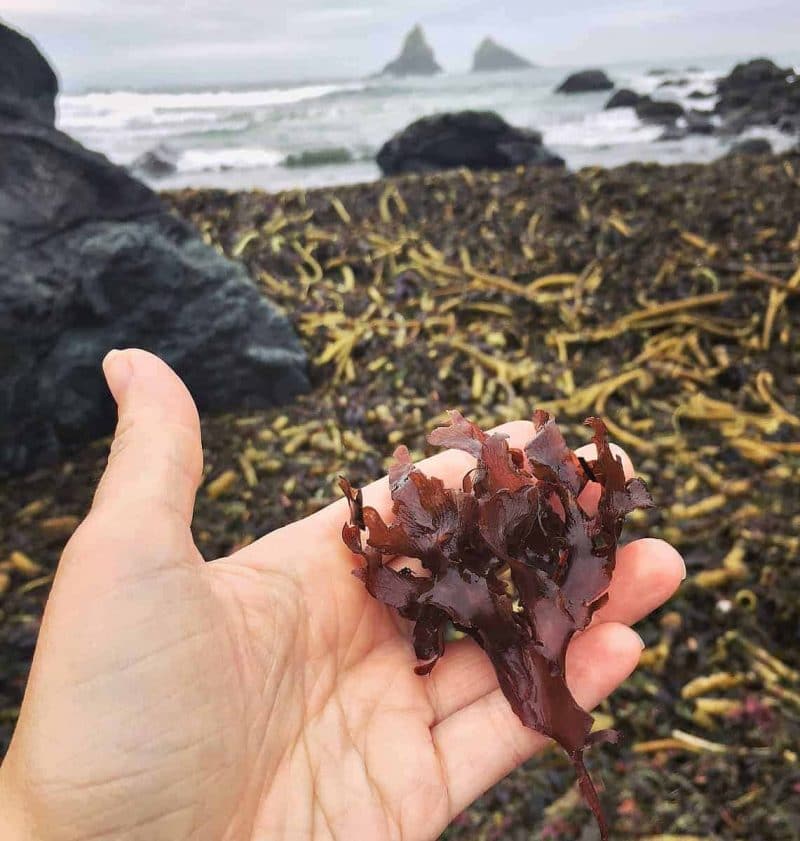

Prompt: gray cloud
[{"left": 3, "top": 0, "right": 798, "bottom": 91}]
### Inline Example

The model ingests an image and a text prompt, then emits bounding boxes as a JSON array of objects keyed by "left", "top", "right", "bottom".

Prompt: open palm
[{"left": 0, "top": 350, "right": 683, "bottom": 841}]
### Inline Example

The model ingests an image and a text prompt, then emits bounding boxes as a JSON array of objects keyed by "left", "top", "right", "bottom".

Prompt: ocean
[{"left": 57, "top": 55, "right": 800, "bottom": 193}]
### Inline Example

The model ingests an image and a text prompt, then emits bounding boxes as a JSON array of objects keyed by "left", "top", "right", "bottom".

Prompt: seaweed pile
[{"left": 1, "top": 152, "right": 799, "bottom": 839}]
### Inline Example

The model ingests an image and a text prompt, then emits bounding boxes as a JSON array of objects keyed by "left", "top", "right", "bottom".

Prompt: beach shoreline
[{"left": 57, "top": 53, "right": 800, "bottom": 194}]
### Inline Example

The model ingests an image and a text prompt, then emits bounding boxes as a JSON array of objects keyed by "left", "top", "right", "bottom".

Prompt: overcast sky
[{"left": 3, "top": 0, "right": 798, "bottom": 92}]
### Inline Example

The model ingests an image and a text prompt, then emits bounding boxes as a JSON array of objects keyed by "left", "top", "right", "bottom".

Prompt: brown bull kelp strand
[
  {"left": 1, "top": 151, "right": 799, "bottom": 838},
  {"left": 341, "top": 412, "right": 654, "bottom": 840}
]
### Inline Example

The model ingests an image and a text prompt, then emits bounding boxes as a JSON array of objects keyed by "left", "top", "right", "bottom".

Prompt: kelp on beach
[{"left": 1, "top": 152, "right": 799, "bottom": 839}]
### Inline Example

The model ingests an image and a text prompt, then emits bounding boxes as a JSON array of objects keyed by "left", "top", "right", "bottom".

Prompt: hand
[{"left": 0, "top": 350, "right": 684, "bottom": 841}]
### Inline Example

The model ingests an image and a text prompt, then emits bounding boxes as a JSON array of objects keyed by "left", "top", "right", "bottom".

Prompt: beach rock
[
  {"left": 0, "top": 29, "right": 309, "bottom": 476},
  {"left": 0, "top": 21, "right": 58, "bottom": 125},
  {"left": 472, "top": 37, "right": 532, "bottom": 72},
  {"left": 658, "top": 77, "right": 690, "bottom": 88},
  {"left": 715, "top": 57, "right": 799, "bottom": 134},
  {"left": 376, "top": 110, "right": 564, "bottom": 176},
  {"left": 555, "top": 69, "right": 614, "bottom": 94},
  {"left": 688, "top": 89, "right": 713, "bottom": 99},
  {"left": 605, "top": 89, "right": 642, "bottom": 109},
  {"left": 727, "top": 137, "right": 773, "bottom": 155},
  {"left": 635, "top": 97, "right": 685, "bottom": 124},
  {"left": 131, "top": 144, "right": 179, "bottom": 178},
  {"left": 379, "top": 25, "right": 442, "bottom": 77}
]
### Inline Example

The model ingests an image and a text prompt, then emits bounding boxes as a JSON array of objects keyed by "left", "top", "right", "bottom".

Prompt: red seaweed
[{"left": 340, "top": 411, "right": 654, "bottom": 839}]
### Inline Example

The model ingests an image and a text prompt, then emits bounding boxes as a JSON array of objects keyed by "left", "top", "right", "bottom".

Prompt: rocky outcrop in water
[
  {"left": 471, "top": 38, "right": 532, "bottom": 72},
  {"left": 376, "top": 111, "right": 564, "bottom": 175},
  {"left": 605, "top": 89, "right": 642, "bottom": 109},
  {"left": 635, "top": 97, "right": 685, "bottom": 125},
  {"left": 0, "top": 21, "right": 309, "bottom": 475},
  {"left": 556, "top": 69, "right": 614, "bottom": 94},
  {"left": 379, "top": 25, "right": 442, "bottom": 77},
  {"left": 131, "top": 144, "right": 179, "bottom": 178},
  {"left": 715, "top": 58, "right": 800, "bottom": 135}
]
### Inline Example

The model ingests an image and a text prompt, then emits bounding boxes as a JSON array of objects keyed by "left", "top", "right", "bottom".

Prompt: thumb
[{"left": 90, "top": 348, "right": 203, "bottom": 543}]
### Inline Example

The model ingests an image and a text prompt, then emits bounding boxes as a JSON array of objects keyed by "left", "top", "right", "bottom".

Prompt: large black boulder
[
  {"left": 379, "top": 25, "right": 442, "bottom": 77},
  {"left": 715, "top": 57, "right": 800, "bottom": 134},
  {"left": 0, "top": 20, "right": 58, "bottom": 124},
  {"left": 0, "top": 22, "right": 309, "bottom": 476},
  {"left": 376, "top": 111, "right": 564, "bottom": 176},
  {"left": 556, "top": 69, "right": 614, "bottom": 94}
]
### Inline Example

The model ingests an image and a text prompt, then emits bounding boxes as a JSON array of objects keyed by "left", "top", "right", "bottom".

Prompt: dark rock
[
  {"left": 0, "top": 21, "right": 58, "bottom": 125},
  {"left": 604, "top": 89, "right": 642, "bottom": 109},
  {"left": 657, "top": 77, "right": 690, "bottom": 88},
  {"left": 727, "top": 137, "right": 773, "bottom": 155},
  {"left": 685, "top": 109, "right": 715, "bottom": 134},
  {"left": 555, "top": 69, "right": 614, "bottom": 94},
  {"left": 635, "top": 97, "right": 685, "bottom": 124},
  {"left": 376, "top": 110, "right": 564, "bottom": 176},
  {"left": 0, "top": 27, "right": 309, "bottom": 476},
  {"left": 718, "top": 57, "right": 790, "bottom": 91},
  {"left": 688, "top": 89, "right": 713, "bottom": 99},
  {"left": 472, "top": 37, "right": 532, "bottom": 72},
  {"left": 131, "top": 144, "right": 179, "bottom": 178},
  {"left": 379, "top": 24, "right": 442, "bottom": 77},
  {"left": 647, "top": 68, "right": 671, "bottom": 76},
  {"left": 715, "top": 57, "right": 799, "bottom": 135}
]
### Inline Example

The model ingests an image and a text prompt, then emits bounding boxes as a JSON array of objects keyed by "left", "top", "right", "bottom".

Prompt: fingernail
[
  {"left": 680, "top": 558, "right": 687, "bottom": 581},
  {"left": 635, "top": 631, "right": 646, "bottom": 650},
  {"left": 103, "top": 349, "right": 133, "bottom": 401}
]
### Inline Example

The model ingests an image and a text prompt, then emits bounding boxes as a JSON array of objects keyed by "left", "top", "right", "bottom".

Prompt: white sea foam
[
  {"left": 58, "top": 82, "right": 368, "bottom": 133},
  {"left": 176, "top": 146, "right": 284, "bottom": 173},
  {"left": 544, "top": 108, "right": 663, "bottom": 148}
]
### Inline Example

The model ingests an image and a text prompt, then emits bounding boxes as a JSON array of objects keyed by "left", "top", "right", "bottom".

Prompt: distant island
[
  {"left": 378, "top": 25, "right": 442, "bottom": 77},
  {"left": 472, "top": 37, "right": 533, "bottom": 72}
]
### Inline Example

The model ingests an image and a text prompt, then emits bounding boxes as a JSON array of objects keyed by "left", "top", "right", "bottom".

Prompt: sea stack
[
  {"left": 379, "top": 24, "right": 442, "bottom": 77},
  {"left": 472, "top": 37, "right": 533, "bottom": 72}
]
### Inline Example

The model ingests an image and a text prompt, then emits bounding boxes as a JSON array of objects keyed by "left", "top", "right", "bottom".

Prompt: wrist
[{"left": 0, "top": 761, "right": 34, "bottom": 840}]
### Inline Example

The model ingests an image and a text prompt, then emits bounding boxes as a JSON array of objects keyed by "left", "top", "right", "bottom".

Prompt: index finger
[{"left": 310, "top": 419, "right": 634, "bottom": 540}]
